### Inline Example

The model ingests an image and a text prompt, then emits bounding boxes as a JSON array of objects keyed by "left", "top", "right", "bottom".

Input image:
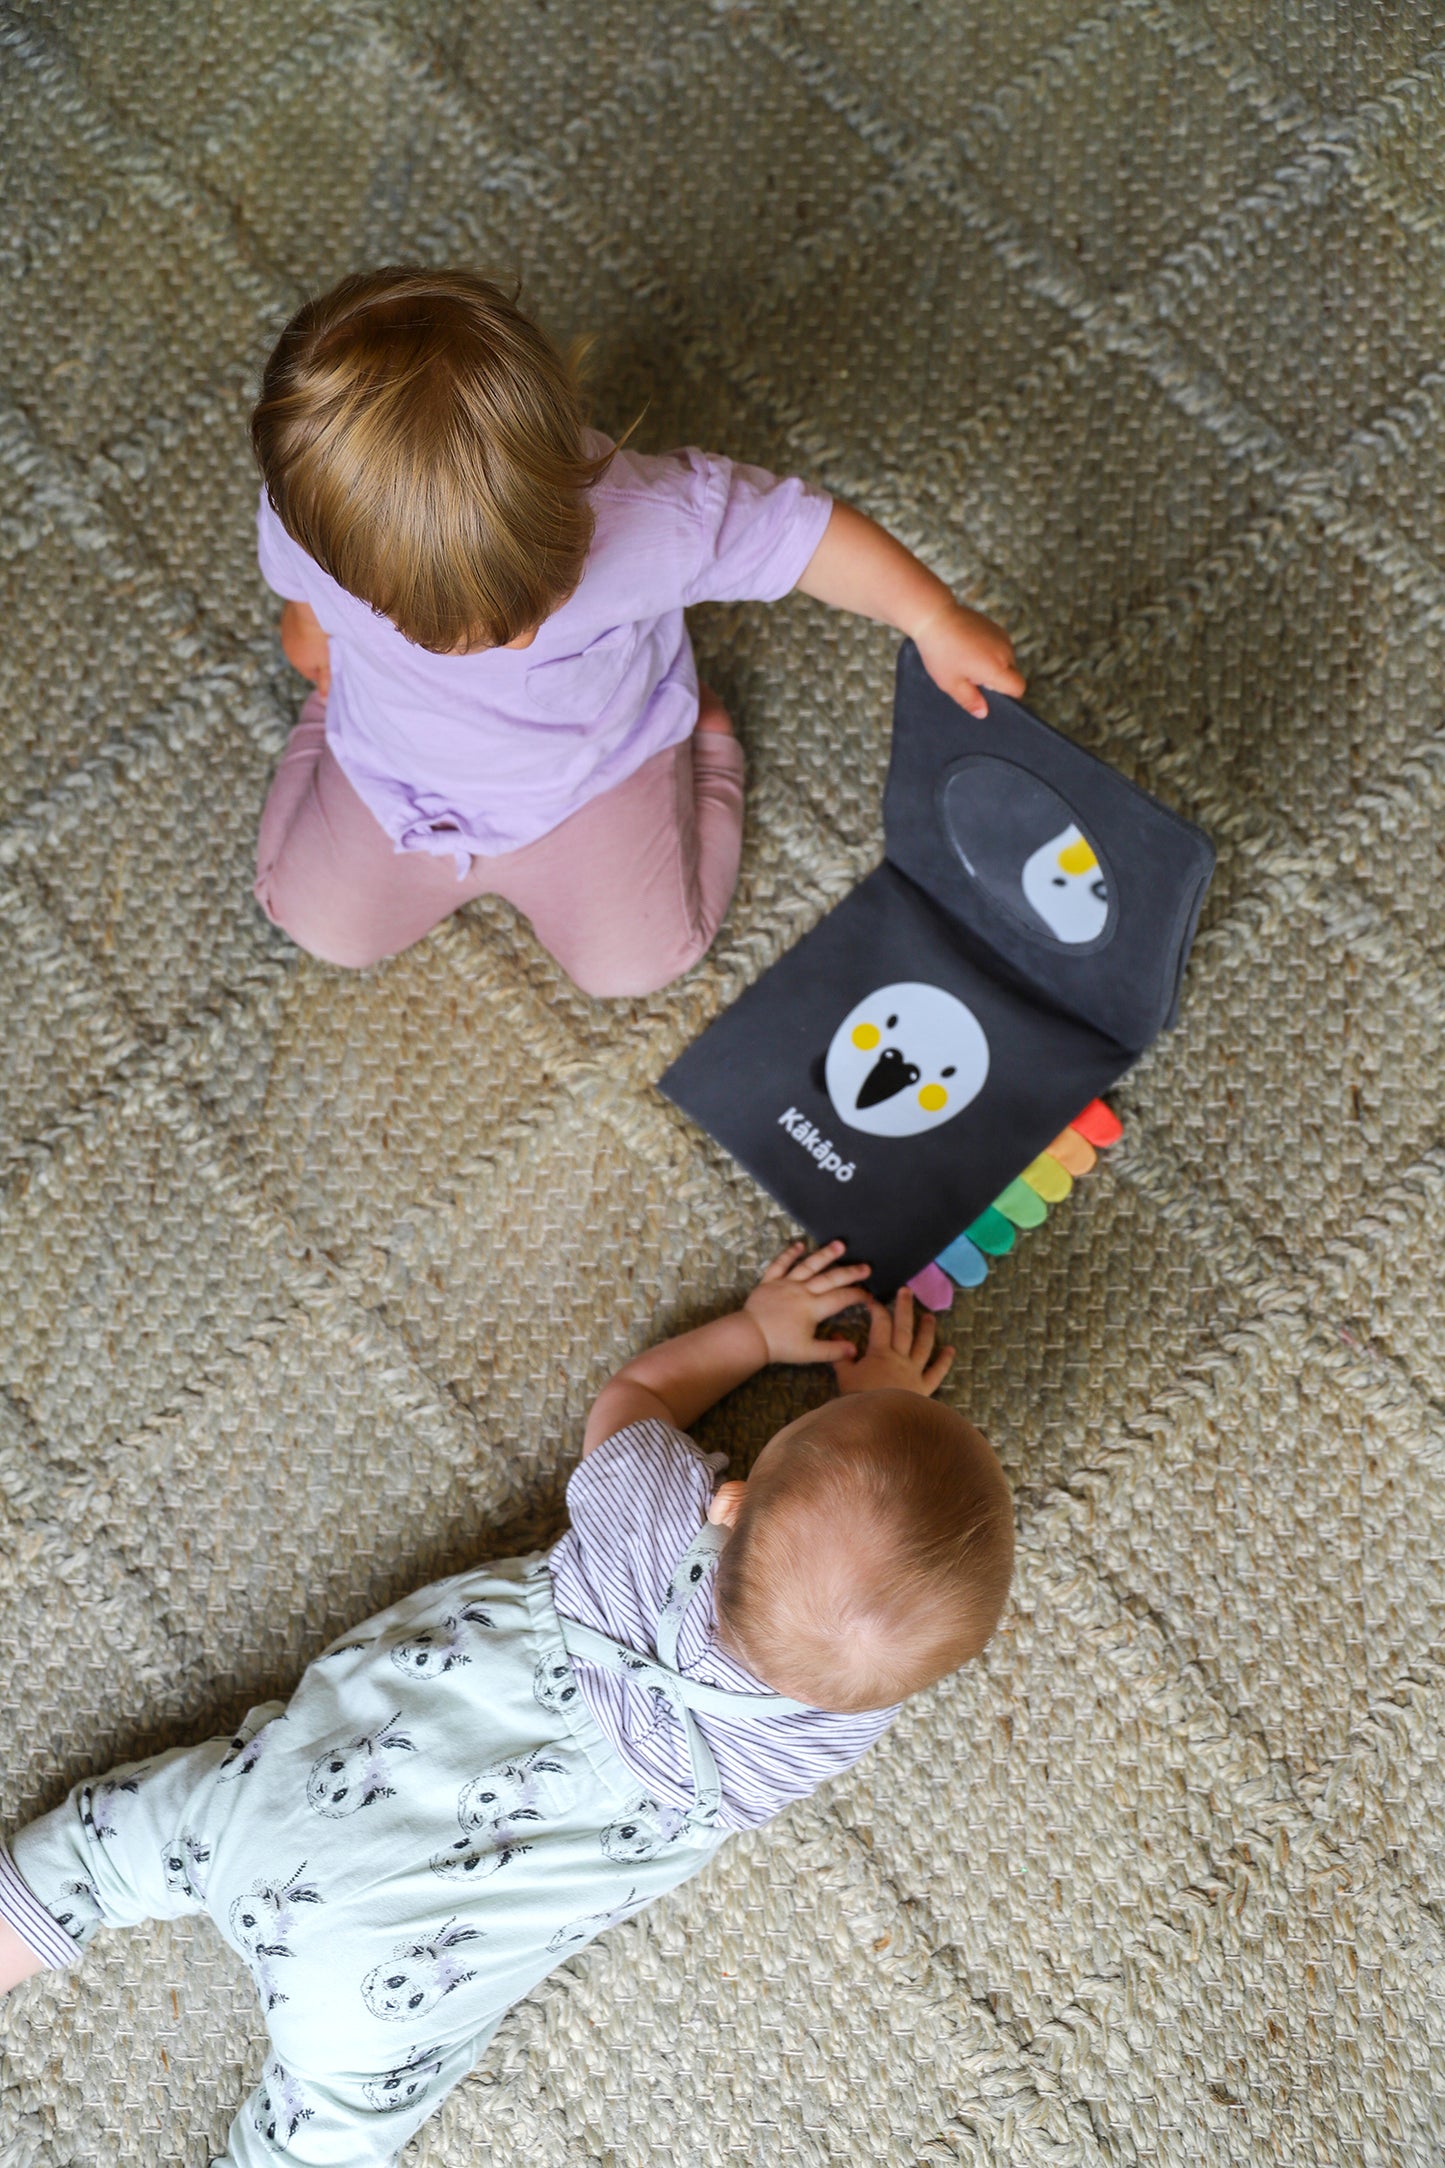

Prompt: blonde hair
[
  {"left": 251, "top": 267, "right": 613, "bottom": 653},
  {"left": 714, "top": 1391, "right": 1014, "bottom": 1714}
]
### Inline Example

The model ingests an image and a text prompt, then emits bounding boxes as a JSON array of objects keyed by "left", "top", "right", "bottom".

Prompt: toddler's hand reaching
[
  {"left": 743, "top": 1240, "right": 872, "bottom": 1367},
  {"left": 837, "top": 1288, "right": 955, "bottom": 1398},
  {"left": 280, "top": 599, "right": 332, "bottom": 697},
  {"left": 911, "top": 598, "right": 1024, "bottom": 721}
]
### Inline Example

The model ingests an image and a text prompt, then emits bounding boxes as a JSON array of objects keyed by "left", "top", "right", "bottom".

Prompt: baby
[
  {"left": 0, "top": 1242, "right": 1013, "bottom": 2165},
  {"left": 250, "top": 265, "right": 1024, "bottom": 993}
]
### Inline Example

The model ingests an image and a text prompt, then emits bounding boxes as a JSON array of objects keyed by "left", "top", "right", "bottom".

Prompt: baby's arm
[
  {"left": 795, "top": 501, "right": 1023, "bottom": 720},
  {"left": 279, "top": 599, "right": 331, "bottom": 697},
  {"left": 581, "top": 1241, "right": 870, "bottom": 1453}
]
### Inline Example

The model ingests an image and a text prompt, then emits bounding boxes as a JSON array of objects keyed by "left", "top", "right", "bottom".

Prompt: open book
[{"left": 660, "top": 642, "right": 1215, "bottom": 1295}]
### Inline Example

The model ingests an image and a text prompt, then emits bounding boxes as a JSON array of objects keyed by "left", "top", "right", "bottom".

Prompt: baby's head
[
  {"left": 712, "top": 1390, "right": 1014, "bottom": 1713},
  {"left": 252, "top": 266, "right": 609, "bottom": 653}
]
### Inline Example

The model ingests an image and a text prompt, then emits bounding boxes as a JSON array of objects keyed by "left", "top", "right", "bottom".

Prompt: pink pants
[{"left": 254, "top": 692, "right": 746, "bottom": 997}]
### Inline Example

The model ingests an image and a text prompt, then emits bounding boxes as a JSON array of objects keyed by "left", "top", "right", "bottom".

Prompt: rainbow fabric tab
[
  {"left": 914, "top": 1097, "right": 1122, "bottom": 1309},
  {"left": 965, "top": 1206, "right": 1016, "bottom": 1255},
  {"left": 1047, "top": 1126, "right": 1096, "bottom": 1177},
  {"left": 936, "top": 1232, "right": 988, "bottom": 1288},
  {"left": 1022, "top": 1152, "right": 1072, "bottom": 1203},
  {"left": 1071, "top": 1098, "right": 1123, "bottom": 1149},
  {"left": 994, "top": 1177, "right": 1048, "bottom": 1228},
  {"left": 907, "top": 1261, "right": 956, "bottom": 1312}
]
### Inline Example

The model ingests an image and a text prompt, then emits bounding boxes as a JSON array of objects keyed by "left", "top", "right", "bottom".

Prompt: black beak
[{"left": 856, "top": 1046, "right": 920, "bottom": 1109}]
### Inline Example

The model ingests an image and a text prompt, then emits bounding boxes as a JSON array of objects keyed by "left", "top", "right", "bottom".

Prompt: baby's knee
[
  {"left": 254, "top": 878, "right": 390, "bottom": 973},
  {"left": 566, "top": 934, "right": 708, "bottom": 1001}
]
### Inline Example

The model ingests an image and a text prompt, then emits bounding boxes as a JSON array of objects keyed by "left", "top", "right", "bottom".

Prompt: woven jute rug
[{"left": 2, "top": 2, "right": 1443, "bottom": 2161}]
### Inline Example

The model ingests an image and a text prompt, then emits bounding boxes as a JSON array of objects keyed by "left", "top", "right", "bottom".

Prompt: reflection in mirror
[{"left": 940, "top": 757, "right": 1112, "bottom": 948}]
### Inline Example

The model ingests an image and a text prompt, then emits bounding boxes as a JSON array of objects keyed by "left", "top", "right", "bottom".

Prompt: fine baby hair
[
  {"left": 251, "top": 265, "right": 612, "bottom": 653},
  {"left": 714, "top": 1389, "right": 1014, "bottom": 1713}
]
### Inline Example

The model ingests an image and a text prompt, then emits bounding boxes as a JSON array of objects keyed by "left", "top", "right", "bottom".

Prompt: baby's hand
[
  {"left": 912, "top": 599, "right": 1024, "bottom": 721},
  {"left": 280, "top": 599, "right": 332, "bottom": 697},
  {"left": 837, "top": 1288, "right": 955, "bottom": 1398},
  {"left": 743, "top": 1240, "right": 871, "bottom": 1367}
]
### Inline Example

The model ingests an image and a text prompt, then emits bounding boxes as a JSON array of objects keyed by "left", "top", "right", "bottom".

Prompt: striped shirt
[{"left": 548, "top": 1421, "right": 896, "bottom": 1831}]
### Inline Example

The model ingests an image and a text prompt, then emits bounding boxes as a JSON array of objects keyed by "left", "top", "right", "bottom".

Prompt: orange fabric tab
[{"left": 1047, "top": 1127, "right": 1097, "bottom": 1177}]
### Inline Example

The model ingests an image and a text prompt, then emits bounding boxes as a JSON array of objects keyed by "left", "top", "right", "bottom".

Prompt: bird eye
[
  {"left": 1052, "top": 875, "right": 1066, "bottom": 887},
  {"left": 408, "top": 1992, "right": 424, "bottom": 2010},
  {"left": 941, "top": 1065, "right": 956, "bottom": 1078},
  {"left": 386, "top": 1973, "right": 406, "bottom": 1990},
  {"left": 886, "top": 1013, "right": 898, "bottom": 1028}
]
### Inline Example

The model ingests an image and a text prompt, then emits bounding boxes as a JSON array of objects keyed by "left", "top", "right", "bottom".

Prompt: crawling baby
[{"left": 0, "top": 1243, "right": 1013, "bottom": 2164}]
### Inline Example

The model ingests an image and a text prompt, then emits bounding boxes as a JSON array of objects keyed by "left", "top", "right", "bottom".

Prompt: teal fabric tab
[
  {"left": 966, "top": 1206, "right": 1016, "bottom": 1255},
  {"left": 936, "top": 1233, "right": 988, "bottom": 1287}
]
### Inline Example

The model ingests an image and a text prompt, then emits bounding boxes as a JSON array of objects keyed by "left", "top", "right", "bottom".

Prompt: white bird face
[
  {"left": 824, "top": 982, "right": 990, "bottom": 1138},
  {"left": 1020, "top": 823, "right": 1109, "bottom": 943}
]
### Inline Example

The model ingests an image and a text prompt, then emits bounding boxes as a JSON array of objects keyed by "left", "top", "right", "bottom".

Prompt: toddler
[
  {"left": 250, "top": 266, "right": 1024, "bottom": 994},
  {"left": 0, "top": 1243, "right": 1013, "bottom": 2165}
]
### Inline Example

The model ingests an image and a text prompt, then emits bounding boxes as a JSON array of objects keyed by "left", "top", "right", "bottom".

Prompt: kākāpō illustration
[
  {"left": 306, "top": 1712, "right": 416, "bottom": 1818},
  {"left": 253, "top": 2057, "right": 315, "bottom": 2146},
  {"left": 78, "top": 1771, "right": 147, "bottom": 1842},
  {"left": 361, "top": 1919, "right": 483, "bottom": 2022},
  {"left": 228, "top": 1863, "right": 323, "bottom": 2011},
  {"left": 532, "top": 1652, "right": 581, "bottom": 1714},
  {"left": 1020, "top": 822, "right": 1109, "bottom": 944},
  {"left": 823, "top": 982, "right": 990, "bottom": 1140},
  {"left": 161, "top": 1831, "right": 211, "bottom": 1901},
  {"left": 600, "top": 1797, "right": 691, "bottom": 1865},
  {"left": 547, "top": 1886, "right": 641, "bottom": 1953},
  {"left": 362, "top": 2043, "right": 447, "bottom": 2114},
  {"left": 389, "top": 1601, "right": 495, "bottom": 1679}
]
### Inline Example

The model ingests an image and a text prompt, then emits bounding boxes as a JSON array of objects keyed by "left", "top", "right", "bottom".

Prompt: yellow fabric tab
[{"left": 1022, "top": 1153, "right": 1072, "bottom": 1203}]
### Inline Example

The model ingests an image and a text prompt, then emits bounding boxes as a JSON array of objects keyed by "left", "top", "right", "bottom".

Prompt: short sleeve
[
  {"left": 256, "top": 488, "right": 321, "bottom": 606},
  {"left": 676, "top": 453, "right": 833, "bottom": 609},
  {"left": 553, "top": 1422, "right": 724, "bottom": 1644}
]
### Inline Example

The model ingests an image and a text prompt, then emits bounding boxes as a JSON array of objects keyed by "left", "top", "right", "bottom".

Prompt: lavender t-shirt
[{"left": 256, "top": 437, "right": 832, "bottom": 867}]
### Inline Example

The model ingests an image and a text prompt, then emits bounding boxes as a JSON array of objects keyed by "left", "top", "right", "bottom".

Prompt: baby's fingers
[
  {"left": 864, "top": 1295, "right": 893, "bottom": 1353},
  {"left": 920, "top": 1345, "right": 956, "bottom": 1394},
  {"left": 759, "top": 1240, "right": 808, "bottom": 1283},
  {"left": 787, "top": 1239, "right": 849, "bottom": 1283},
  {"left": 910, "top": 1308, "right": 939, "bottom": 1366},
  {"left": 890, "top": 1287, "right": 916, "bottom": 1350},
  {"left": 952, "top": 673, "right": 988, "bottom": 721},
  {"left": 805, "top": 1259, "right": 872, "bottom": 1296}
]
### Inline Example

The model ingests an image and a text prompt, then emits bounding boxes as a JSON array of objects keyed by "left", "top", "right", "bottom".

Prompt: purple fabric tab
[{"left": 907, "top": 1262, "right": 955, "bottom": 1312}]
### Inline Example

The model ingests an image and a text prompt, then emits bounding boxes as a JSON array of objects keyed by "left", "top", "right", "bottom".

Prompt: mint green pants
[{"left": 8, "top": 1548, "right": 743, "bottom": 2165}]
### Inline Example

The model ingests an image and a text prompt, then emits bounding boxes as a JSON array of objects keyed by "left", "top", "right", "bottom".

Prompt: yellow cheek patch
[
  {"left": 851, "top": 1022, "right": 881, "bottom": 1050},
  {"left": 1058, "top": 837, "right": 1098, "bottom": 876},
  {"left": 917, "top": 1083, "right": 948, "bottom": 1112}
]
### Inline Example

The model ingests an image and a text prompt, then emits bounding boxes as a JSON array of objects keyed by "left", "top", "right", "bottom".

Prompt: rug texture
[{"left": 1, "top": 2, "right": 1443, "bottom": 2162}]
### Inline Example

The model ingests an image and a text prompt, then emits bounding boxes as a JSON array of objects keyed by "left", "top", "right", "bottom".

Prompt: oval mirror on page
[{"left": 940, "top": 755, "right": 1114, "bottom": 951}]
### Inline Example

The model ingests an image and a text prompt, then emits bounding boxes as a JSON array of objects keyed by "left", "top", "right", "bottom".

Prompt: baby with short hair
[
  {"left": 0, "top": 1242, "right": 1012, "bottom": 2166},
  {"left": 250, "top": 265, "right": 1023, "bottom": 993}
]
